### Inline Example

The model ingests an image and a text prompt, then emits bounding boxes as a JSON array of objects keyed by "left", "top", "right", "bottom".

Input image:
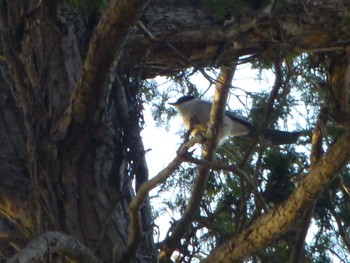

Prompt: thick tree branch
[
  {"left": 202, "top": 131, "right": 350, "bottom": 263},
  {"left": 55, "top": 0, "right": 150, "bottom": 138},
  {"left": 7, "top": 231, "right": 101, "bottom": 263},
  {"left": 159, "top": 63, "right": 237, "bottom": 262}
]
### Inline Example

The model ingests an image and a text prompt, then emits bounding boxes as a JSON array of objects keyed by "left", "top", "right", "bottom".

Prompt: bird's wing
[{"left": 225, "top": 111, "right": 255, "bottom": 131}]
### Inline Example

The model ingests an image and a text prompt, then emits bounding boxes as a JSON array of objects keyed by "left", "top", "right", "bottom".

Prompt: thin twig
[{"left": 182, "top": 155, "right": 269, "bottom": 212}]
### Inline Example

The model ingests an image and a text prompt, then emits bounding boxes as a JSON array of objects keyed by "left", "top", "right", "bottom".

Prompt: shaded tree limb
[
  {"left": 202, "top": 131, "right": 350, "bottom": 263},
  {"left": 7, "top": 231, "right": 101, "bottom": 263},
  {"left": 159, "top": 63, "right": 237, "bottom": 262}
]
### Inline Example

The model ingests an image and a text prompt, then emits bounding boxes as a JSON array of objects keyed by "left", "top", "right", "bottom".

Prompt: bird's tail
[{"left": 262, "top": 129, "right": 302, "bottom": 145}]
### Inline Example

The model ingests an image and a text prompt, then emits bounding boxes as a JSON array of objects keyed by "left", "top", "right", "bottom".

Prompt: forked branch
[{"left": 54, "top": 0, "right": 151, "bottom": 139}]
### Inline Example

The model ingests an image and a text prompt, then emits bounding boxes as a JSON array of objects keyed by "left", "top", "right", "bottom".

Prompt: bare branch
[
  {"left": 159, "top": 63, "right": 237, "bottom": 262},
  {"left": 124, "top": 1, "right": 350, "bottom": 78},
  {"left": 7, "top": 231, "right": 101, "bottom": 263},
  {"left": 202, "top": 131, "right": 350, "bottom": 263}
]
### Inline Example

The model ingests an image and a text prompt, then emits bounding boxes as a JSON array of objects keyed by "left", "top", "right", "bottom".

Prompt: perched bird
[{"left": 169, "top": 96, "right": 301, "bottom": 145}]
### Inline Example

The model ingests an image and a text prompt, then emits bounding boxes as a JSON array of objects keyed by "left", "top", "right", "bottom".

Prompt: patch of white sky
[{"left": 140, "top": 63, "right": 339, "bottom": 260}]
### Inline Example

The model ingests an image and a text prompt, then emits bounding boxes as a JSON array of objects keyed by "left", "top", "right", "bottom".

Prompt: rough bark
[{"left": 0, "top": 0, "right": 155, "bottom": 262}]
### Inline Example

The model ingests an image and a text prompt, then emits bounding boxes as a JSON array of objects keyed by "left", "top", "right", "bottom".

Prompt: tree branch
[
  {"left": 55, "top": 0, "right": 151, "bottom": 139},
  {"left": 7, "top": 231, "right": 101, "bottom": 263},
  {"left": 159, "top": 63, "right": 237, "bottom": 262},
  {"left": 123, "top": 1, "right": 350, "bottom": 78},
  {"left": 116, "top": 137, "right": 199, "bottom": 262},
  {"left": 202, "top": 131, "right": 350, "bottom": 263}
]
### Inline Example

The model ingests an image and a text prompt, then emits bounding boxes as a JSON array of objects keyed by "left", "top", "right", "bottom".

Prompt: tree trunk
[{"left": 0, "top": 0, "right": 155, "bottom": 262}]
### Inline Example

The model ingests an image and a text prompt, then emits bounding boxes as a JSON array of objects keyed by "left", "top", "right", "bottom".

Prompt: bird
[{"left": 169, "top": 95, "right": 302, "bottom": 145}]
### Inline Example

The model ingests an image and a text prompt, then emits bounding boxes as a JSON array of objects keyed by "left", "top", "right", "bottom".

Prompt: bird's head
[{"left": 169, "top": 96, "right": 196, "bottom": 106}]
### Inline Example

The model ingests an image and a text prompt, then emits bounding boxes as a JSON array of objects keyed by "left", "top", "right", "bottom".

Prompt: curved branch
[
  {"left": 202, "top": 131, "right": 350, "bottom": 263},
  {"left": 7, "top": 231, "right": 101, "bottom": 263},
  {"left": 55, "top": 0, "right": 151, "bottom": 139}
]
